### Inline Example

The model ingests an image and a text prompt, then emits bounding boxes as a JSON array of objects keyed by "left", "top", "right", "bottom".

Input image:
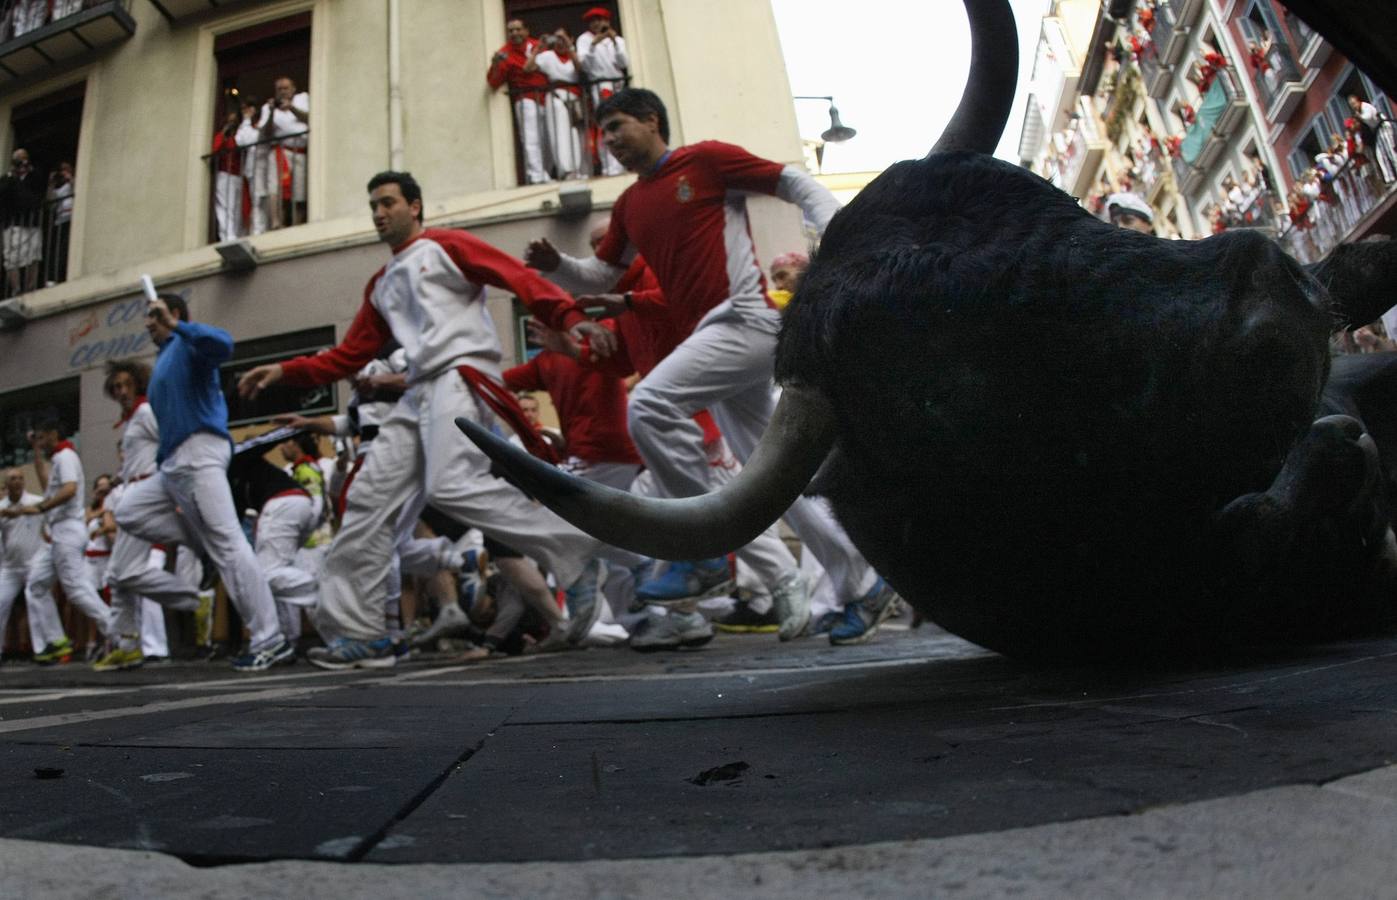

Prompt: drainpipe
[{"left": 387, "top": 0, "right": 405, "bottom": 170}]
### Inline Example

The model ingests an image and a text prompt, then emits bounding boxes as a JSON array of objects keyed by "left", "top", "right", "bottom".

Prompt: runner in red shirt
[{"left": 526, "top": 90, "right": 900, "bottom": 647}]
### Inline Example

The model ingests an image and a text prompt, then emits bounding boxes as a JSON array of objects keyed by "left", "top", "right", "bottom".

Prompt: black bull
[{"left": 458, "top": 0, "right": 1397, "bottom": 662}]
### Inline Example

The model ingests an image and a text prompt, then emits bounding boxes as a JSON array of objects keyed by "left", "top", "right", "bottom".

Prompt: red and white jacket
[
  {"left": 281, "top": 228, "right": 587, "bottom": 388},
  {"left": 554, "top": 141, "right": 838, "bottom": 339}
]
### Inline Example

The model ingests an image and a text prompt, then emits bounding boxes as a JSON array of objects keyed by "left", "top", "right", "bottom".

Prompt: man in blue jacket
[{"left": 111, "top": 293, "right": 291, "bottom": 671}]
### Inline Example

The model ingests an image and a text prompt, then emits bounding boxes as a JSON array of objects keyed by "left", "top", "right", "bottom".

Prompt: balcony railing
[
  {"left": 202, "top": 129, "right": 309, "bottom": 243},
  {"left": 506, "top": 75, "right": 631, "bottom": 186},
  {"left": 1248, "top": 40, "right": 1304, "bottom": 113},
  {"left": 1138, "top": 1, "right": 1176, "bottom": 97},
  {"left": 1179, "top": 68, "right": 1245, "bottom": 167},
  {"left": 0, "top": 190, "right": 73, "bottom": 299},
  {"left": 0, "top": 0, "right": 134, "bottom": 86},
  {"left": 1277, "top": 122, "right": 1397, "bottom": 264}
]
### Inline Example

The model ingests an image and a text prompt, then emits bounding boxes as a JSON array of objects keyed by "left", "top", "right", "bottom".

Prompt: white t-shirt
[
  {"left": 118, "top": 401, "right": 159, "bottom": 482},
  {"left": 0, "top": 491, "right": 43, "bottom": 568},
  {"left": 533, "top": 50, "right": 579, "bottom": 87},
  {"left": 43, "top": 445, "right": 85, "bottom": 526},
  {"left": 257, "top": 92, "right": 310, "bottom": 148},
  {"left": 576, "top": 31, "right": 628, "bottom": 81}
]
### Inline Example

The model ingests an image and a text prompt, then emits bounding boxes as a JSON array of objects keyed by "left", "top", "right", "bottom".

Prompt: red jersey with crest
[{"left": 595, "top": 141, "right": 782, "bottom": 338}]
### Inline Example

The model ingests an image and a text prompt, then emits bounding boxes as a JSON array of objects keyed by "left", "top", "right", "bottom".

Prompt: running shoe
[
  {"left": 829, "top": 577, "right": 903, "bottom": 646},
  {"left": 636, "top": 558, "right": 734, "bottom": 607},
  {"left": 771, "top": 570, "right": 811, "bottom": 642},
  {"left": 230, "top": 639, "right": 298, "bottom": 672},
  {"left": 305, "top": 636, "right": 396, "bottom": 670},
  {"left": 92, "top": 646, "right": 145, "bottom": 672},
  {"left": 564, "top": 559, "right": 607, "bottom": 645},
  {"left": 808, "top": 610, "right": 842, "bottom": 636},
  {"left": 456, "top": 547, "right": 489, "bottom": 613},
  {"left": 410, "top": 603, "right": 471, "bottom": 648},
  {"left": 628, "top": 611, "right": 714, "bottom": 652},
  {"left": 713, "top": 600, "right": 780, "bottom": 634},
  {"left": 34, "top": 637, "right": 74, "bottom": 666}
]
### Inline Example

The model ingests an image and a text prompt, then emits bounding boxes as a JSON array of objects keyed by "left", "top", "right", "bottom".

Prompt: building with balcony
[
  {"left": 0, "top": 0, "right": 811, "bottom": 479},
  {"left": 1215, "top": 0, "right": 1397, "bottom": 264}
]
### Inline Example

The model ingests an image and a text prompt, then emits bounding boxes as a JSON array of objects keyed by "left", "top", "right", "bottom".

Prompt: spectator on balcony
[
  {"left": 45, "top": 160, "right": 73, "bottom": 285},
  {"left": 1348, "top": 94, "right": 1396, "bottom": 185},
  {"left": 1105, "top": 191, "right": 1153, "bottom": 235},
  {"left": 234, "top": 94, "right": 263, "bottom": 233},
  {"left": 212, "top": 110, "right": 246, "bottom": 242},
  {"left": 527, "top": 29, "right": 585, "bottom": 180},
  {"left": 256, "top": 76, "right": 310, "bottom": 231},
  {"left": 52, "top": 0, "right": 82, "bottom": 19},
  {"left": 577, "top": 7, "right": 629, "bottom": 176},
  {"left": 488, "top": 18, "right": 552, "bottom": 185},
  {"left": 0, "top": 149, "right": 44, "bottom": 296}
]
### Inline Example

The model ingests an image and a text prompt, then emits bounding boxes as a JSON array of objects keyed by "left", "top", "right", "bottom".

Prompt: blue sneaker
[
  {"left": 809, "top": 610, "right": 842, "bottom": 636},
  {"left": 636, "top": 558, "right": 734, "bottom": 607},
  {"left": 230, "top": 640, "right": 296, "bottom": 672},
  {"left": 626, "top": 559, "right": 657, "bottom": 613},
  {"left": 565, "top": 559, "right": 607, "bottom": 645},
  {"left": 829, "top": 577, "right": 902, "bottom": 646},
  {"left": 306, "top": 636, "right": 397, "bottom": 670}
]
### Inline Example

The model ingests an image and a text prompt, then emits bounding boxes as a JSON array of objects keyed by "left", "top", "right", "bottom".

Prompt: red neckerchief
[
  {"left": 113, "top": 396, "right": 148, "bottom": 429},
  {"left": 295, "top": 455, "right": 319, "bottom": 469},
  {"left": 51, "top": 440, "right": 76, "bottom": 457},
  {"left": 457, "top": 366, "right": 560, "bottom": 464}
]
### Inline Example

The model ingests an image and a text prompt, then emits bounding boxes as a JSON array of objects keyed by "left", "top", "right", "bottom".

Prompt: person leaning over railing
[{"left": 489, "top": 18, "right": 553, "bottom": 185}]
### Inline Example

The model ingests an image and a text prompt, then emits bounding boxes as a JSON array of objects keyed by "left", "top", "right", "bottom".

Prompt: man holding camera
[
  {"left": 255, "top": 76, "right": 310, "bottom": 232},
  {"left": 576, "top": 7, "right": 629, "bottom": 176}
]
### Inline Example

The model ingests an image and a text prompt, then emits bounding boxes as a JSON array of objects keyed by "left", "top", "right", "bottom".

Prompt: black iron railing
[
  {"left": 1, "top": 0, "right": 94, "bottom": 40},
  {"left": 0, "top": 188, "right": 72, "bottom": 299},
  {"left": 1277, "top": 120, "right": 1397, "bottom": 264},
  {"left": 505, "top": 75, "right": 631, "bottom": 185},
  {"left": 201, "top": 128, "right": 309, "bottom": 243}
]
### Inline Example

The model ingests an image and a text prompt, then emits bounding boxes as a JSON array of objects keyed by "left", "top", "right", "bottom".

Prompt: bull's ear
[{"left": 1306, "top": 241, "right": 1397, "bottom": 331}]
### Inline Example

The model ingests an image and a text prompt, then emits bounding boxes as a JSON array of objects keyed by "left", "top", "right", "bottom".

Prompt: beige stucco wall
[{"left": 0, "top": 0, "right": 811, "bottom": 479}]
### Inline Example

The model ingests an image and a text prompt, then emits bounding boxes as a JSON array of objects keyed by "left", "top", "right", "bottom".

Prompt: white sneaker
[
  {"left": 629, "top": 611, "right": 713, "bottom": 652},
  {"left": 772, "top": 570, "right": 811, "bottom": 642},
  {"left": 411, "top": 603, "right": 470, "bottom": 648}
]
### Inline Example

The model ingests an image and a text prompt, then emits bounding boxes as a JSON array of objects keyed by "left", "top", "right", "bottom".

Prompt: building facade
[
  {"left": 0, "top": 0, "right": 811, "bottom": 479},
  {"left": 1017, "top": 0, "right": 1396, "bottom": 260}
]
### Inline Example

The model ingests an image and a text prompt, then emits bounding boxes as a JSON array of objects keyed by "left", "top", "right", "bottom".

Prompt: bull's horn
[
  {"left": 930, "top": 0, "right": 1019, "bottom": 155},
  {"left": 455, "top": 386, "right": 836, "bottom": 560}
]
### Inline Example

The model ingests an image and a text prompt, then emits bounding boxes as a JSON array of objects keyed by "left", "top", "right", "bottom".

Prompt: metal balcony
[
  {"left": 0, "top": 0, "right": 134, "bottom": 88},
  {"left": 145, "top": 0, "right": 263, "bottom": 24}
]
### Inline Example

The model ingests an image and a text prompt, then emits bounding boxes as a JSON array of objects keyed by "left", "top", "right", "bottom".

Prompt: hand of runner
[
  {"left": 524, "top": 238, "right": 561, "bottom": 272},
  {"left": 570, "top": 320, "right": 616, "bottom": 358},
  {"left": 238, "top": 363, "right": 284, "bottom": 399}
]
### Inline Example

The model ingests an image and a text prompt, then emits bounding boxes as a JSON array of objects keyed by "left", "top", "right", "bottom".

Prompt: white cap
[{"left": 1105, "top": 192, "right": 1153, "bottom": 222}]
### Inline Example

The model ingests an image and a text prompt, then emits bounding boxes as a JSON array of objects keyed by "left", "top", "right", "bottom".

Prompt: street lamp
[
  {"left": 793, "top": 95, "right": 857, "bottom": 143},
  {"left": 793, "top": 95, "right": 856, "bottom": 174}
]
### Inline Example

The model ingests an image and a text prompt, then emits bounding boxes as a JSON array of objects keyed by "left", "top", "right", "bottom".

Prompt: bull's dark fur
[{"left": 780, "top": 153, "right": 1395, "bottom": 661}]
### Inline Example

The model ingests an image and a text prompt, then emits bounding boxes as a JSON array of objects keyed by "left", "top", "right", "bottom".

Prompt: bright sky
[{"left": 772, "top": 0, "right": 1052, "bottom": 172}]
